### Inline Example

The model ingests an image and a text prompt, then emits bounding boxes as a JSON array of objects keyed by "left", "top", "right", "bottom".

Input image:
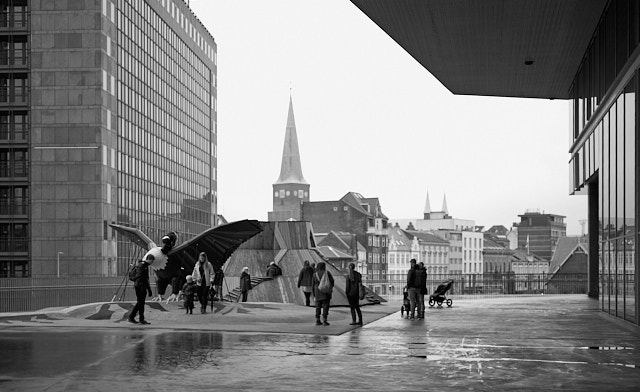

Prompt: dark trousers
[
  {"left": 303, "top": 291, "right": 311, "bottom": 306},
  {"left": 198, "top": 285, "right": 209, "bottom": 309},
  {"left": 348, "top": 296, "right": 362, "bottom": 322},
  {"left": 184, "top": 295, "right": 194, "bottom": 312},
  {"left": 130, "top": 285, "right": 148, "bottom": 321},
  {"left": 315, "top": 298, "right": 330, "bottom": 320},
  {"left": 241, "top": 290, "right": 248, "bottom": 302}
]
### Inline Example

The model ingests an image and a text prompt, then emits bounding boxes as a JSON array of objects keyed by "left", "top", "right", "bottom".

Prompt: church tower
[{"left": 268, "top": 96, "right": 310, "bottom": 221}]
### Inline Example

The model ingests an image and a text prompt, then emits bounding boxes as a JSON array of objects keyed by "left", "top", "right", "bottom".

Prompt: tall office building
[
  {"left": 0, "top": 0, "right": 217, "bottom": 277},
  {"left": 351, "top": 0, "right": 639, "bottom": 325},
  {"left": 517, "top": 210, "right": 567, "bottom": 261}
]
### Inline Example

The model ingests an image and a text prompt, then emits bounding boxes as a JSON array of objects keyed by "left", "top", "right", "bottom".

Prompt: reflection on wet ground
[{"left": 1, "top": 296, "right": 640, "bottom": 391}]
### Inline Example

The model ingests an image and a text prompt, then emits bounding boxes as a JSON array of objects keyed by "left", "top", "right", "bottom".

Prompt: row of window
[
  {"left": 463, "top": 237, "right": 483, "bottom": 249},
  {"left": 0, "top": 1, "right": 27, "bottom": 29},
  {"left": 114, "top": 0, "right": 216, "bottom": 272},
  {"left": 0, "top": 110, "right": 27, "bottom": 141}
]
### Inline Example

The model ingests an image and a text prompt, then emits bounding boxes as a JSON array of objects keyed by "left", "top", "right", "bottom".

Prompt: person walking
[
  {"left": 345, "top": 262, "right": 363, "bottom": 326},
  {"left": 417, "top": 261, "right": 427, "bottom": 319},
  {"left": 239, "top": 266, "right": 252, "bottom": 302},
  {"left": 128, "top": 254, "right": 154, "bottom": 325},
  {"left": 312, "top": 261, "right": 334, "bottom": 326},
  {"left": 297, "top": 260, "right": 314, "bottom": 306},
  {"left": 181, "top": 275, "right": 197, "bottom": 314},
  {"left": 406, "top": 258, "right": 420, "bottom": 320},
  {"left": 212, "top": 267, "right": 224, "bottom": 301},
  {"left": 192, "top": 252, "right": 214, "bottom": 313}
]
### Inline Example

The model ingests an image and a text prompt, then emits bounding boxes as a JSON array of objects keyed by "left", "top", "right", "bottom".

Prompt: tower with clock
[{"left": 268, "top": 96, "right": 310, "bottom": 221}]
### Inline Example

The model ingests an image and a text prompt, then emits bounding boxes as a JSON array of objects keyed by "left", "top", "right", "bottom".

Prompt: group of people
[
  {"left": 129, "top": 254, "right": 366, "bottom": 327},
  {"left": 297, "top": 260, "right": 363, "bottom": 326},
  {"left": 405, "top": 258, "right": 428, "bottom": 320},
  {"left": 128, "top": 252, "right": 226, "bottom": 324}
]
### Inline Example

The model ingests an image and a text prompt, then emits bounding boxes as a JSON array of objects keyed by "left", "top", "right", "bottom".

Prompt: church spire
[
  {"left": 424, "top": 190, "right": 431, "bottom": 214},
  {"left": 275, "top": 95, "right": 308, "bottom": 185},
  {"left": 442, "top": 193, "right": 449, "bottom": 215}
]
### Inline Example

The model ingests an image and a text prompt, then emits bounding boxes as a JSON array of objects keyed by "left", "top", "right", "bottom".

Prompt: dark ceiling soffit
[{"left": 349, "top": 0, "right": 607, "bottom": 100}]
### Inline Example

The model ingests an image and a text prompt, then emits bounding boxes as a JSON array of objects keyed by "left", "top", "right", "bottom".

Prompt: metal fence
[
  {"left": 366, "top": 273, "right": 588, "bottom": 297},
  {"left": 0, "top": 272, "right": 589, "bottom": 313},
  {"left": 0, "top": 276, "right": 138, "bottom": 312}
]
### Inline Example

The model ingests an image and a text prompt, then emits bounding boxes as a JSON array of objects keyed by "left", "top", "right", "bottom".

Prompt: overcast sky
[{"left": 190, "top": 0, "right": 587, "bottom": 235}]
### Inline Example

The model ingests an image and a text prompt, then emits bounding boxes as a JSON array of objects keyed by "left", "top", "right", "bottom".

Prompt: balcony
[{"left": 0, "top": 161, "right": 28, "bottom": 178}]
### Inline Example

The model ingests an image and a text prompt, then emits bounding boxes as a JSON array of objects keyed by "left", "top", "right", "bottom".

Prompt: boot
[
  {"left": 315, "top": 318, "right": 322, "bottom": 326},
  {"left": 350, "top": 309, "right": 357, "bottom": 325},
  {"left": 323, "top": 317, "right": 330, "bottom": 326}
]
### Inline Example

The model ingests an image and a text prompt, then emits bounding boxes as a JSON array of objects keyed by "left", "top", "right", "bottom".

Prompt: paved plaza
[{"left": 0, "top": 295, "right": 639, "bottom": 391}]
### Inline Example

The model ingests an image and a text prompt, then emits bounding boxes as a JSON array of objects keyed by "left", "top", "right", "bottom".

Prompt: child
[
  {"left": 182, "top": 275, "right": 197, "bottom": 314},
  {"left": 401, "top": 286, "right": 411, "bottom": 319}
]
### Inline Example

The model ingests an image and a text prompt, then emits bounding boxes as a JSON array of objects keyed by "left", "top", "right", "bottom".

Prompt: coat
[
  {"left": 240, "top": 271, "right": 252, "bottom": 293},
  {"left": 418, "top": 267, "right": 428, "bottom": 294},
  {"left": 182, "top": 281, "right": 197, "bottom": 299},
  {"left": 407, "top": 265, "right": 420, "bottom": 289},
  {"left": 133, "top": 261, "right": 152, "bottom": 294},
  {"left": 297, "top": 266, "right": 314, "bottom": 287},
  {"left": 192, "top": 260, "right": 214, "bottom": 287},
  {"left": 266, "top": 264, "right": 279, "bottom": 278},
  {"left": 212, "top": 270, "right": 224, "bottom": 286},
  {"left": 312, "top": 270, "right": 334, "bottom": 301},
  {"left": 345, "top": 271, "right": 362, "bottom": 299}
]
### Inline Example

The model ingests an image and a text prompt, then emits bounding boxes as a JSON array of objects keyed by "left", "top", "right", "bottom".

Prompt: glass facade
[
  {"left": 114, "top": 0, "right": 217, "bottom": 272},
  {"left": 0, "top": 0, "right": 216, "bottom": 277},
  {"left": 569, "top": 0, "right": 639, "bottom": 323}
]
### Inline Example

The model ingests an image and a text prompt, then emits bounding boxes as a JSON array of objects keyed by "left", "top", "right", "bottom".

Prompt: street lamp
[{"left": 57, "top": 252, "right": 64, "bottom": 278}]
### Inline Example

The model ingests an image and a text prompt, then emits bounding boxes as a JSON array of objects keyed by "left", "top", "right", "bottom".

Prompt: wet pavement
[{"left": 0, "top": 295, "right": 639, "bottom": 391}]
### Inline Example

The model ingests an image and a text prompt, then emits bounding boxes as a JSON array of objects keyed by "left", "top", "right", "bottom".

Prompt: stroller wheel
[
  {"left": 437, "top": 301, "right": 443, "bottom": 307},
  {"left": 428, "top": 298, "right": 435, "bottom": 307},
  {"left": 446, "top": 299, "right": 453, "bottom": 307}
]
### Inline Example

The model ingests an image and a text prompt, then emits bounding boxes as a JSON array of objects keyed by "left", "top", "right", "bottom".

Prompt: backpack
[
  {"left": 128, "top": 265, "right": 139, "bottom": 281},
  {"left": 317, "top": 271, "right": 332, "bottom": 294}
]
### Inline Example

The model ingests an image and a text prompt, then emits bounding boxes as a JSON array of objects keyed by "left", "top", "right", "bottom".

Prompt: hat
[
  {"left": 186, "top": 275, "right": 193, "bottom": 282},
  {"left": 270, "top": 261, "right": 275, "bottom": 265},
  {"left": 242, "top": 266, "right": 249, "bottom": 272}
]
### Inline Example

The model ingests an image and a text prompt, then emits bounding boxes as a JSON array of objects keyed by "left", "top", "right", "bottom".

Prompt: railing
[
  {"left": 365, "top": 273, "right": 589, "bottom": 297},
  {"left": 0, "top": 272, "right": 591, "bottom": 313},
  {"left": 0, "top": 238, "right": 28, "bottom": 252},
  {"left": 0, "top": 202, "right": 28, "bottom": 215},
  {"left": 0, "top": 162, "right": 28, "bottom": 177},
  {"left": 0, "top": 277, "right": 139, "bottom": 312}
]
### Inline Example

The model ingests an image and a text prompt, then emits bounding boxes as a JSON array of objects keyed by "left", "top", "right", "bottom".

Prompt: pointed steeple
[
  {"left": 442, "top": 193, "right": 449, "bottom": 215},
  {"left": 275, "top": 96, "right": 308, "bottom": 185},
  {"left": 423, "top": 190, "right": 431, "bottom": 214}
]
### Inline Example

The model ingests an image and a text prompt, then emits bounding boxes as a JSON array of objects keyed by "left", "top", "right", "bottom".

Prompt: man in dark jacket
[
  {"left": 406, "top": 259, "right": 420, "bottom": 320},
  {"left": 416, "top": 262, "right": 427, "bottom": 319},
  {"left": 129, "top": 255, "right": 154, "bottom": 325}
]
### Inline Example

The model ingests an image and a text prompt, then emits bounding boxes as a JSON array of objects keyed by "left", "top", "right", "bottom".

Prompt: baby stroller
[
  {"left": 428, "top": 279, "right": 454, "bottom": 308},
  {"left": 400, "top": 286, "right": 411, "bottom": 318}
]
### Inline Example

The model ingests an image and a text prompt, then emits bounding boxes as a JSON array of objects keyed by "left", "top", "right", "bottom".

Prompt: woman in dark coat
[
  {"left": 297, "top": 260, "right": 315, "bottom": 306},
  {"left": 312, "top": 261, "right": 334, "bottom": 326},
  {"left": 345, "top": 262, "right": 363, "bottom": 326},
  {"left": 239, "top": 266, "right": 252, "bottom": 302}
]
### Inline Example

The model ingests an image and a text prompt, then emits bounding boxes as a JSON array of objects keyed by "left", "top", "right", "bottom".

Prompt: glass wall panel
[{"left": 624, "top": 76, "right": 636, "bottom": 321}]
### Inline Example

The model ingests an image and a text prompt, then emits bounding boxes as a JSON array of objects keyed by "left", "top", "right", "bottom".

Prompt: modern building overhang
[{"left": 350, "top": 0, "right": 607, "bottom": 99}]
